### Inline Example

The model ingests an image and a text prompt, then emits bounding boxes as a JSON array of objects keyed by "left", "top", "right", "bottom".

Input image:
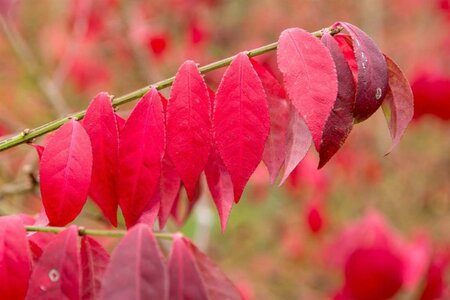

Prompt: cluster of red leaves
[
  {"left": 33, "top": 22, "right": 414, "bottom": 233},
  {"left": 0, "top": 216, "right": 240, "bottom": 299}
]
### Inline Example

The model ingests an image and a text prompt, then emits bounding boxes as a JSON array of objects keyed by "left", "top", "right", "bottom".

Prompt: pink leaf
[
  {"left": 335, "top": 22, "right": 388, "bottom": 122},
  {"left": 167, "top": 60, "right": 212, "bottom": 200},
  {"left": 83, "top": 92, "right": 119, "bottom": 226},
  {"left": 81, "top": 236, "right": 109, "bottom": 300},
  {"left": 26, "top": 226, "right": 80, "bottom": 300},
  {"left": 382, "top": 55, "right": 414, "bottom": 154},
  {"left": 213, "top": 52, "right": 270, "bottom": 202},
  {"left": 158, "top": 155, "right": 182, "bottom": 229},
  {"left": 118, "top": 88, "right": 165, "bottom": 228},
  {"left": 168, "top": 234, "right": 241, "bottom": 300},
  {"left": 318, "top": 33, "right": 356, "bottom": 168},
  {"left": 251, "top": 59, "right": 290, "bottom": 183},
  {"left": 100, "top": 224, "right": 168, "bottom": 300},
  {"left": 40, "top": 120, "right": 93, "bottom": 226},
  {"left": 279, "top": 108, "right": 312, "bottom": 185},
  {"left": 205, "top": 147, "right": 234, "bottom": 232},
  {"left": 277, "top": 27, "right": 338, "bottom": 151},
  {"left": 0, "top": 216, "right": 32, "bottom": 300}
]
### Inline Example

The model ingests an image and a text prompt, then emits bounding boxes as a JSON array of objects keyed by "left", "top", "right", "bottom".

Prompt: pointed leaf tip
[
  {"left": 167, "top": 60, "right": 212, "bottom": 201},
  {"left": 213, "top": 52, "right": 270, "bottom": 202},
  {"left": 318, "top": 33, "right": 356, "bottom": 168},
  {"left": 40, "top": 120, "right": 93, "bottom": 226},
  {"left": 118, "top": 88, "right": 165, "bottom": 228},
  {"left": 382, "top": 55, "right": 414, "bottom": 154},
  {"left": 205, "top": 148, "right": 234, "bottom": 232},
  {"left": 83, "top": 92, "right": 120, "bottom": 226}
]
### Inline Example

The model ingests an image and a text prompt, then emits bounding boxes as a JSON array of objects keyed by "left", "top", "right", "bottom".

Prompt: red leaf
[
  {"left": 169, "top": 234, "right": 241, "bottom": 300},
  {"left": 205, "top": 147, "right": 234, "bottom": 232},
  {"left": 335, "top": 22, "right": 388, "bottom": 122},
  {"left": 167, "top": 60, "right": 212, "bottom": 199},
  {"left": 277, "top": 27, "right": 338, "bottom": 151},
  {"left": 382, "top": 55, "right": 414, "bottom": 153},
  {"left": 81, "top": 236, "right": 109, "bottom": 300},
  {"left": 213, "top": 52, "right": 270, "bottom": 202},
  {"left": 100, "top": 224, "right": 168, "bottom": 300},
  {"left": 251, "top": 59, "right": 290, "bottom": 184},
  {"left": 0, "top": 216, "right": 32, "bottom": 300},
  {"left": 83, "top": 92, "right": 119, "bottom": 226},
  {"left": 279, "top": 108, "right": 312, "bottom": 185},
  {"left": 118, "top": 88, "right": 165, "bottom": 228},
  {"left": 318, "top": 33, "right": 356, "bottom": 168},
  {"left": 40, "top": 120, "right": 93, "bottom": 226},
  {"left": 26, "top": 226, "right": 80, "bottom": 300},
  {"left": 158, "top": 155, "right": 182, "bottom": 229}
]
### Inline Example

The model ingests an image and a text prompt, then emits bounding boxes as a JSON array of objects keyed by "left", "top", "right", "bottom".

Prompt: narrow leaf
[
  {"left": 100, "top": 224, "right": 168, "bottom": 300},
  {"left": 318, "top": 33, "right": 356, "bottom": 168},
  {"left": 213, "top": 52, "right": 270, "bottom": 202},
  {"left": 279, "top": 108, "right": 312, "bottom": 185},
  {"left": 0, "top": 216, "right": 32, "bottom": 300},
  {"left": 40, "top": 120, "right": 93, "bottom": 226},
  {"left": 336, "top": 22, "right": 388, "bottom": 122},
  {"left": 26, "top": 226, "right": 80, "bottom": 300},
  {"left": 382, "top": 55, "right": 414, "bottom": 153},
  {"left": 251, "top": 59, "right": 290, "bottom": 183},
  {"left": 168, "top": 234, "right": 241, "bottom": 300},
  {"left": 167, "top": 60, "right": 212, "bottom": 200},
  {"left": 83, "top": 92, "right": 120, "bottom": 226},
  {"left": 158, "top": 155, "right": 182, "bottom": 229},
  {"left": 118, "top": 88, "right": 165, "bottom": 228},
  {"left": 205, "top": 147, "right": 234, "bottom": 232},
  {"left": 81, "top": 236, "right": 109, "bottom": 300},
  {"left": 277, "top": 27, "right": 338, "bottom": 151}
]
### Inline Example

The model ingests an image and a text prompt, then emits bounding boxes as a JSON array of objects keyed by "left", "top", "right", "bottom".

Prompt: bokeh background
[{"left": 0, "top": 0, "right": 449, "bottom": 299}]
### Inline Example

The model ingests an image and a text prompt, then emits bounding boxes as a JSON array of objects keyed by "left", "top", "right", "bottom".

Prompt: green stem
[
  {"left": 25, "top": 225, "right": 174, "bottom": 240},
  {"left": 0, "top": 26, "right": 342, "bottom": 152}
]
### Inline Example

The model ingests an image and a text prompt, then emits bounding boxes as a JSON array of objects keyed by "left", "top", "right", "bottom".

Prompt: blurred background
[{"left": 0, "top": 0, "right": 449, "bottom": 299}]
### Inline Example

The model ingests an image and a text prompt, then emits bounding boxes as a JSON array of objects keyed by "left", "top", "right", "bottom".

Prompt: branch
[
  {"left": 25, "top": 225, "right": 174, "bottom": 240},
  {"left": 0, "top": 26, "right": 343, "bottom": 152}
]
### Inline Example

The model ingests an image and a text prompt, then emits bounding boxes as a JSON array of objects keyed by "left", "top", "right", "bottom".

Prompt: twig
[{"left": 25, "top": 225, "right": 174, "bottom": 240}]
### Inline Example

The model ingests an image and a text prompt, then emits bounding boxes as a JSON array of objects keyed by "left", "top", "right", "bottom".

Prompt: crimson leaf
[
  {"left": 213, "top": 52, "right": 270, "bottom": 202},
  {"left": 40, "top": 120, "right": 93, "bottom": 226}
]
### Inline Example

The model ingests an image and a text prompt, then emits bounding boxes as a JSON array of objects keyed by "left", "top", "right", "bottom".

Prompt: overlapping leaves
[
  {"left": 35, "top": 22, "right": 413, "bottom": 232},
  {"left": 0, "top": 219, "right": 239, "bottom": 300}
]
